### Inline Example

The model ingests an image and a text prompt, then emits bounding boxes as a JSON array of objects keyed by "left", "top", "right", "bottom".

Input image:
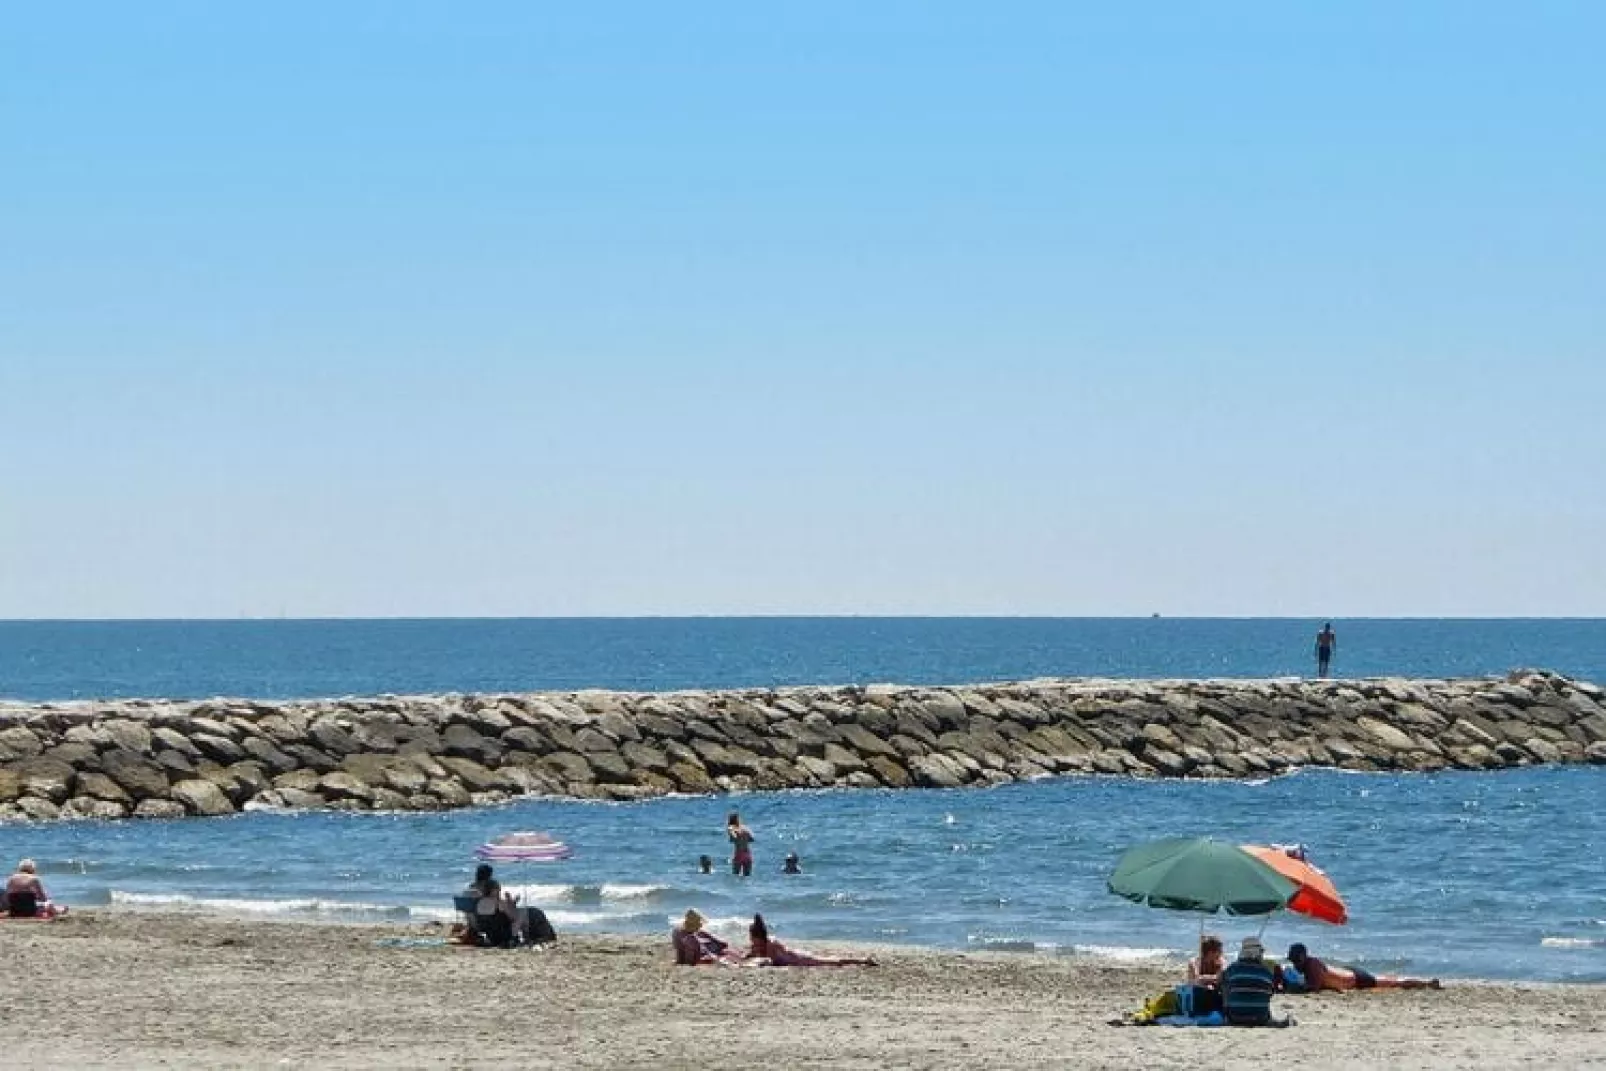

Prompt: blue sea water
[
  {"left": 2, "top": 617, "right": 1604, "bottom": 701},
  {"left": 0, "top": 618, "right": 1602, "bottom": 982},
  {"left": 5, "top": 768, "right": 1602, "bottom": 982}
]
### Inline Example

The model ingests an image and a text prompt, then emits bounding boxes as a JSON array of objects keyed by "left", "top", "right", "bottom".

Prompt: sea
[{"left": 1, "top": 617, "right": 1603, "bottom": 983}]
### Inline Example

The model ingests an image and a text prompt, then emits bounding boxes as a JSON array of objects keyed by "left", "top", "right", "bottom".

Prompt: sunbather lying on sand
[
  {"left": 746, "top": 914, "right": 876, "bottom": 967},
  {"left": 1286, "top": 943, "right": 1440, "bottom": 991}
]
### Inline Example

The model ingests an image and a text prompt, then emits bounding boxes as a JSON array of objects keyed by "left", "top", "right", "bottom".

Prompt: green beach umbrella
[{"left": 1109, "top": 837, "right": 1298, "bottom": 916}]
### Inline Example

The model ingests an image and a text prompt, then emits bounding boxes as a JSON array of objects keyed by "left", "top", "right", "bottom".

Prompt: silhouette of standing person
[{"left": 1314, "top": 622, "right": 1337, "bottom": 678}]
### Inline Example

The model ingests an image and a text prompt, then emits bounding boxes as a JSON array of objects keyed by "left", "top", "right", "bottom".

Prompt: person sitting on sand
[
  {"left": 672, "top": 909, "right": 740, "bottom": 966},
  {"left": 1187, "top": 934, "right": 1225, "bottom": 987},
  {"left": 4, "top": 859, "right": 62, "bottom": 919},
  {"left": 1286, "top": 943, "right": 1440, "bottom": 991},
  {"left": 461, "top": 863, "right": 525, "bottom": 946},
  {"left": 1219, "top": 937, "right": 1285, "bottom": 1026},
  {"left": 745, "top": 914, "right": 876, "bottom": 967},
  {"left": 781, "top": 852, "right": 801, "bottom": 875}
]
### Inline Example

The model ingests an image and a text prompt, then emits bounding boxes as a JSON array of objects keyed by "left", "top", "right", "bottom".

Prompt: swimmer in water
[{"left": 781, "top": 852, "right": 801, "bottom": 875}]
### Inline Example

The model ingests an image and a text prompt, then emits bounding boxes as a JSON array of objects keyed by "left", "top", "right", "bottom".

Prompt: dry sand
[{"left": 1, "top": 912, "right": 1601, "bottom": 1069}]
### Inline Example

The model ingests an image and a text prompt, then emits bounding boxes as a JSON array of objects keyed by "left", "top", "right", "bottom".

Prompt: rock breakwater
[{"left": 1, "top": 671, "right": 1603, "bottom": 821}]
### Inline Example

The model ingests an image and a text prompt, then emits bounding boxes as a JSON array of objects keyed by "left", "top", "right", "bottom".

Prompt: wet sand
[{"left": 1, "top": 912, "right": 1601, "bottom": 1069}]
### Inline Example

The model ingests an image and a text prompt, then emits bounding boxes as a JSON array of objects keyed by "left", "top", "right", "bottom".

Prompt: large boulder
[
  {"left": 437, "top": 757, "right": 512, "bottom": 793},
  {"left": 240, "top": 736, "right": 299, "bottom": 775},
  {"left": 151, "top": 727, "right": 201, "bottom": 758},
  {"left": 170, "top": 779, "right": 236, "bottom": 817},
  {"left": 132, "top": 798, "right": 187, "bottom": 820},
  {"left": 101, "top": 750, "right": 172, "bottom": 799},
  {"left": 16, "top": 759, "right": 76, "bottom": 804},
  {"left": 191, "top": 733, "right": 246, "bottom": 765},
  {"left": 309, "top": 718, "right": 361, "bottom": 756},
  {"left": 75, "top": 772, "right": 132, "bottom": 804},
  {"left": 442, "top": 724, "right": 501, "bottom": 765},
  {"left": 62, "top": 796, "right": 128, "bottom": 820},
  {"left": 0, "top": 727, "right": 45, "bottom": 763},
  {"left": 908, "top": 753, "right": 969, "bottom": 788},
  {"left": 100, "top": 719, "right": 153, "bottom": 754},
  {"left": 16, "top": 796, "right": 61, "bottom": 821}
]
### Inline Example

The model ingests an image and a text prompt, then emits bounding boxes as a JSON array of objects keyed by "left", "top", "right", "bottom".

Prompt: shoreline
[
  {"left": 2, "top": 911, "right": 1601, "bottom": 1069},
  {"left": 52, "top": 904, "right": 1606, "bottom": 989}
]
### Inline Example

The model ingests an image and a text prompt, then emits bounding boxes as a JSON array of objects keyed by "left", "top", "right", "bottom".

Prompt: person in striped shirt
[{"left": 1220, "top": 937, "right": 1282, "bottom": 1026}]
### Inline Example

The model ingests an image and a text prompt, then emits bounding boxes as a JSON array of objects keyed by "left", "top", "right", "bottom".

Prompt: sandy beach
[{"left": 0, "top": 912, "right": 1599, "bottom": 1069}]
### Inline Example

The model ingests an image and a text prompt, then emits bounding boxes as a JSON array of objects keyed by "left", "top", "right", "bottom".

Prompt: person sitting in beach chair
[
  {"left": 671, "top": 909, "right": 740, "bottom": 965},
  {"left": 1285, "top": 943, "right": 1440, "bottom": 991},
  {"left": 745, "top": 914, "right": 877, "bottom": 967},
  {"left": 4, "top": 859, "right": 64, "bottom": 919},
  {"left": 457, "top": 864, "right": 525, "bottom": 948},
  {"left": 1219, "top": 938, "right": 1288, "bottom": 1027}
]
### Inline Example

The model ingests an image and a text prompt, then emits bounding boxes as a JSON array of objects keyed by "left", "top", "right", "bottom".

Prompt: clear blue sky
[{"left": 2, "top": 2, "right": 1601, "bottom": 618}]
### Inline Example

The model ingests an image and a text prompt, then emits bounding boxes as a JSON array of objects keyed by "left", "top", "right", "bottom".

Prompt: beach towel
[{"left": 1153, "top": 1011, "right": 1226, "bottom": 1027}]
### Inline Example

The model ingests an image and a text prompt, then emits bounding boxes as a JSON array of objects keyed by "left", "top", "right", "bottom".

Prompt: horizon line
[{"left": 2, "top": 614, "right": 1603, "bottom": 624}]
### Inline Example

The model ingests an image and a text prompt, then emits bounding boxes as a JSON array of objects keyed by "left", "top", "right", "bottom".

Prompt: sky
[{"left": 1, "top": 2, "right": 1602, "bottom": 618}]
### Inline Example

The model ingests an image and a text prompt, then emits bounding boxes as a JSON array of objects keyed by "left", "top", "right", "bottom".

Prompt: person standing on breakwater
[
  {"left": 727, "top": 811, "right": 755, "bottom": 877},
  {"left": 1314, "top": 622, "right": 1337, "bottom": 678}
]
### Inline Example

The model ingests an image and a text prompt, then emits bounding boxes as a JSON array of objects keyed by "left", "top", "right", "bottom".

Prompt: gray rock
[
  {"left": 596, "top": 710, "right": 641, "bottom": 743},
  {"left": 319, "top": 771, "right": 378, "bottom": 802},
  {"left": 428, "top": 779, "right": 473, "bottom": 808},
  {"left": 76, "top": 772, "right": 133, "bottom": 804},
  {"left": 191, "top": 733, "right": 246, "bottom": 765},
  {"left": 282, "top": 744, "right": 339, "bottom": 773},
  {"left": 62, "top": 796, "right": 129, "bottom": 820},
  {"left": 16, "top": 758, "right": 76, "bottom": 803},
  {"left": 574, "top": 727, "right": 620, "bottom": 754},
  {"left": 240, "top": 736, "right": 299, "bottom": 774},
  {"left": 0, "top": 727, "right": 45, "bottom": 763},
  {"left": 151, "top": 727, "right": 202, "bottom": 757},
  {"left": 102, "top": 750, "right": 173, "bottom": 798},
  {"left": 1524, "top": 737, "right": 1563, "bottom": 764},
  {"left": 908, "top": 753, "right": 968, "bottom": 788},
  {"left": 131, "top": 798, "right": 186, "bottom": 819},
  {"left": 584, "top": 750, "right": 635, "bottom": 784},
  {"left": 438, "top": 757, "right": 512, "bottom": 793},
  {"left": 500, "top": 726, "right": 551, "bottom": 756},
  {"left": 667, "top": 761, "right": 715, "bottom": 793},
  {"left": 16, "top": 795, "right": 61, "bottom": 821},
  {"left": 100, "top": 719, "right": 153, "bottom": 754},
  {"left": 309, "top": 718, "right": 361, "bottom": 756},
  {"left": 441, "top": 724, "right": 501, "bottom": 765},
  {"left": 541, "top": 751, "right": 595, "bottom": 783},
  {"left": 170, "top": 779, "right": 236, "bottom": 816}
]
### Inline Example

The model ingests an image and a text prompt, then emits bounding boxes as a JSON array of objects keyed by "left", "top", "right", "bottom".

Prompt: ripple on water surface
[{"left": 3, "top": 766, "right": 1603, "bottom": 982}]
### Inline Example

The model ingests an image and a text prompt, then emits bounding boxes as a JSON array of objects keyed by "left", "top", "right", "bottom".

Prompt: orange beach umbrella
[{"left": 1241, "top": 845, "right": 1348, "bottom": 925}]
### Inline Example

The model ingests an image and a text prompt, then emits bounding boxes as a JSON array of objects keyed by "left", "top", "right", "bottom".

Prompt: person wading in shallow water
[
  {"left": 1315, "top": 622, "right": 1337, "bottom": 678},
  {"left": 727, "top": 812, "right": 755, "bottom": 877}
]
